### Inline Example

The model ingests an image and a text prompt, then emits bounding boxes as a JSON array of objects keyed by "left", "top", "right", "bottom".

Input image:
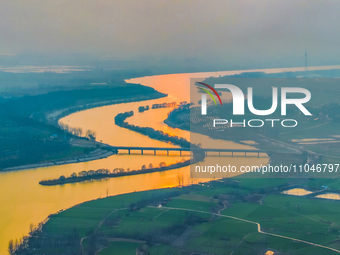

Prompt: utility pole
[{"left": 303, "top": 48, "right": 308, "bottom": 71}]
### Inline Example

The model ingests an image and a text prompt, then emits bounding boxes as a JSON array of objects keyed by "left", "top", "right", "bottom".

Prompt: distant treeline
[
  {"left": 39, "top": 159, "right": 193, "bottom": 186},
  {"left": 151, "top": 101, "right": 177, "bottom": 109},
  {"left": 138, "top": 101, "right": 187, "bottom": 113},
  {"left": 6, "top": 84, "right": 164, "bottom": 122},
  {"left": 58, "top": 123, "right": 97, "bottom": 140}
]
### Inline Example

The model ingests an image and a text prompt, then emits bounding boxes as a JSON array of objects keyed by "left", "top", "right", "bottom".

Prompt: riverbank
[
  {"left": 46, "top": 91, "right": 166, "bottom": 126},
  {"left": 3, "top": 145, "right": 114, "bottom": 171}
]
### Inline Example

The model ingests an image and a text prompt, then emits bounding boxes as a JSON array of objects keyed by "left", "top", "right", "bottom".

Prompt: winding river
[{"left": 1, "top": 65, "right": 340, "bottom": 253}]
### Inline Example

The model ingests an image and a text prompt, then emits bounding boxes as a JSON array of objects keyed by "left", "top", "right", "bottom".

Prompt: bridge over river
[{"left": 105, "top": 146, "right": 272, "bottom": 158}]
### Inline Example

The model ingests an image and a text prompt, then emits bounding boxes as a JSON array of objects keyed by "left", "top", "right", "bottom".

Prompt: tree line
[
  {"left": 59, "top": 123, "right": 97, "bottom": 140},
  {"left": 39, "top": 160, "right": 191, "bottom": 186}
]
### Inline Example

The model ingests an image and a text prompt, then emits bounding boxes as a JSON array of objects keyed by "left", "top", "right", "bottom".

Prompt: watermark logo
[
  {"left": 197, "top": 83, "right": 311, "bottom": 116},
  {"left": 196, "top": 82, "right": 222, "bottom": 115},
  {"left": 196, "top": 82, "right": 312, "bottom": 128}
]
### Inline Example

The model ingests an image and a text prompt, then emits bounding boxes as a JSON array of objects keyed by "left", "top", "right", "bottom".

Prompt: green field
[
  {"left": 17, "top": 177, "right": 340, "bottom": 255},
  {"left": 99, "top": 242, "right": 141, "bottom": 255}
]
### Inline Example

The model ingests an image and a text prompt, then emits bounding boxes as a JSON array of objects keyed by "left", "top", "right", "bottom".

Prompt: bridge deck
[{"left": 107, "top": 146, "right": 271, "bottom": 154}]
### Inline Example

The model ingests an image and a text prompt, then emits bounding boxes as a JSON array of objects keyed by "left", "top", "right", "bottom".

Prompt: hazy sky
[{"left": 0, "top": 0, "right": 340, "bottom": 67}]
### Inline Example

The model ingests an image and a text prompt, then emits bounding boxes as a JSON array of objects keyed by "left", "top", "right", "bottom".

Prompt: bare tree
[
  {"left": 8, "top": 240, "right": 14, "bottom": 255},
  {"left": 29, "top": 223, "right": 36, "bottom": 236},
  {"left": 176, "top": 172, "right": 184, "bottom": 187},
  {"left": 86, "top": 129, "right": 97, "bottom": 140}
]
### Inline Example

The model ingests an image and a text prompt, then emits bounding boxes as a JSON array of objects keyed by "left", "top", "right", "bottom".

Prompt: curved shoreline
[
  {"left": 46, "top": 92, "right": 166, "bottom": 126},
  {"left": 2, "top": 147, "right": 114, "bottom": 171}
]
